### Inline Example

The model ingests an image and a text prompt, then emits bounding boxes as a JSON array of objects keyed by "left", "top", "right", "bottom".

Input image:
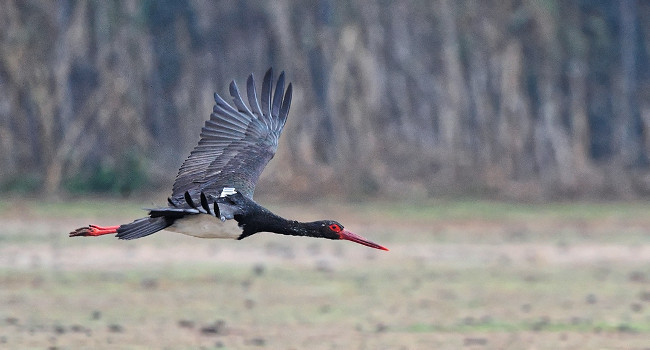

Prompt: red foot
[{"left": 69, "top": 225, "right": 120, "bottom": 237}]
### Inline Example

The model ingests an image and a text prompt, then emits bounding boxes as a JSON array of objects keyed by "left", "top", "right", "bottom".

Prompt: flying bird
[{"left": 70, "top": 69, "right": 388, "bottom": 251}]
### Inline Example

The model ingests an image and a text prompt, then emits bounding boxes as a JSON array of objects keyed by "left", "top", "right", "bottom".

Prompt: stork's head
[{"left": 314, "top": 220, "right": 388, "bottom": 251}]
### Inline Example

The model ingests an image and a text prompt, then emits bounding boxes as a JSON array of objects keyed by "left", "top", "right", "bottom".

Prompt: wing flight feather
[{"left": 171, "top": 68, "right": 292, "bottom": 202}]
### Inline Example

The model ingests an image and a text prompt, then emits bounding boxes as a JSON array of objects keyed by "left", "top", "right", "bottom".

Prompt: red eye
[{"left": 328, "top": 224, "right": 342, "bottom": 232}]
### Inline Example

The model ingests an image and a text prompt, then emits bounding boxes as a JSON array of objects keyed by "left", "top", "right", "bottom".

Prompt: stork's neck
[
  {"left": 226, "top": 192, "right": 327, "bottom": 240},
  {"left": 238, "top": 207, "right": 318, "bottom": 239}
]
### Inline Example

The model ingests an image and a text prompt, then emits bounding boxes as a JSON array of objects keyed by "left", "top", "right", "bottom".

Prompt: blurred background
[
  {"left": 3, "top": 1, "right": 650, "bottom": 349},
  {"left": 2, "top": 0, "right": 649, "bottom": 201}
]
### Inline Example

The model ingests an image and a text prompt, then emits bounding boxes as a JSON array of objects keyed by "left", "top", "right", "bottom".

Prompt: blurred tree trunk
[
  {"left": 438, "top": 0, "right": 471, "bottom": 181},
  {"left": 1, "top": 0, "right": 649, "bottom": 199},
  {"left": 617, "top": 0, "right": 640, "bottom": 165},
  {"left": 530, "top": 0, "right": 576, "bottom": 194}
]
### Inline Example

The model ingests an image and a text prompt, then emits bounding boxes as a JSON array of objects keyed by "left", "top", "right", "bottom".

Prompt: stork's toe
[{"left": 69, "top": 226, "right": 93, "bottom": 237}]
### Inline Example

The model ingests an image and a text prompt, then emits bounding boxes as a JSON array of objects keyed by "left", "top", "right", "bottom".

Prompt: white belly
[{"left": 164, "top": 214, "right": 242, "bottom": 239}]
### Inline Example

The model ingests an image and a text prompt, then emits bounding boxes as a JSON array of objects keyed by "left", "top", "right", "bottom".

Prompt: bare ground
[{"left": 1, "top": 198, "right": 650, "bottom": 349}]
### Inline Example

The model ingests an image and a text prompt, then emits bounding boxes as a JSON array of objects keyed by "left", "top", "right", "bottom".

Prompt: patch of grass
[
  {"left": 2, "top": 199, "right": 650, "bottom": 348},
  {"left": 0, "top": 198, "right": 145, "bottom": 218},
  {"left": 5, "top": 196, "right": 650, "bottom": 224},
  {"left": 31, "top": 199, "right": 145, "bottom": 218},
  {"left": 348, "top": 199, "right": 650, "bottom": 222}
]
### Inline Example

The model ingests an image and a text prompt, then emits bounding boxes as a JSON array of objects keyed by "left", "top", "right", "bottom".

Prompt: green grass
[
  {"left": 353, "top": 199, "right": 650, "bottom": 222},
  {"left": 28, "top": 198, "right": 146, "bottom": 218},
  {"left": 4, "top": 196, "right": 650, "bottom": 222}
]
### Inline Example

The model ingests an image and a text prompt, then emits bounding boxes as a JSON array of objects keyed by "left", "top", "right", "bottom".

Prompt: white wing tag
[{"left": 219, "top": 187, "right": 237, "bottom": 197}]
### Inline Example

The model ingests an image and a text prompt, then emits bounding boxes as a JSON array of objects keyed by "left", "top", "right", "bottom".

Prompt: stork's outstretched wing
[{"left": 171, "top": 68, "right": 292, "bottom": 200}]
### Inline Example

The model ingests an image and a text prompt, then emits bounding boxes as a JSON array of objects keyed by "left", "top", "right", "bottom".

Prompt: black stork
[{"left": 69, "top": 69, "right": 388, "bottom": 251}]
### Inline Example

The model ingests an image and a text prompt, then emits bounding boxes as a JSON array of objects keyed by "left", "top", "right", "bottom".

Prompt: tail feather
[{"left": 116, "top": 217, "right": 172, "bottom": 240}]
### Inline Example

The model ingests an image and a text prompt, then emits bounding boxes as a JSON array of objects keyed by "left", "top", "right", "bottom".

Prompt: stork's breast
[{"left": 165, "top": 214, "right": 241, "bottom": 239}]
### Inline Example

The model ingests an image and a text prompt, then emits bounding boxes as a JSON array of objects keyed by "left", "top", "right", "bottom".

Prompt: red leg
[{"left": 69, "top": 225, "right": 120, "bottom": 237}]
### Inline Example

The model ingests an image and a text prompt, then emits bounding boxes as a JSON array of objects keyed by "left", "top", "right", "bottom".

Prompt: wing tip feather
[{"left": 279, "top": 82, "right": 292, "bottom": 125}]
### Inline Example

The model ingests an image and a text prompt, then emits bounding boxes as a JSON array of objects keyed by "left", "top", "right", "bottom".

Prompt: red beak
[{"left": 339, "top": 229, "right": 389, "bottom": 251}]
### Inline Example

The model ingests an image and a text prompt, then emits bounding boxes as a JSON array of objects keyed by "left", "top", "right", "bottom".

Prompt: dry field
[{"left": 1, "top": 198, "right": 650, "bottom": 349}]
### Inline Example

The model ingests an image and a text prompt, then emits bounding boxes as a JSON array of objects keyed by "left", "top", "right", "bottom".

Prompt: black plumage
[
  {"left": 171, "top": 69, "right": 291, "bottom": 200},
  {"left": 70, "top": 69, "right": 387, "bottom": 251}
]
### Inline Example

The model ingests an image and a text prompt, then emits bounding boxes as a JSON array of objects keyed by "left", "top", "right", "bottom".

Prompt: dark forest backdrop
[{"left": 1, "top": 0, "right": 649, "bottom": 200}]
